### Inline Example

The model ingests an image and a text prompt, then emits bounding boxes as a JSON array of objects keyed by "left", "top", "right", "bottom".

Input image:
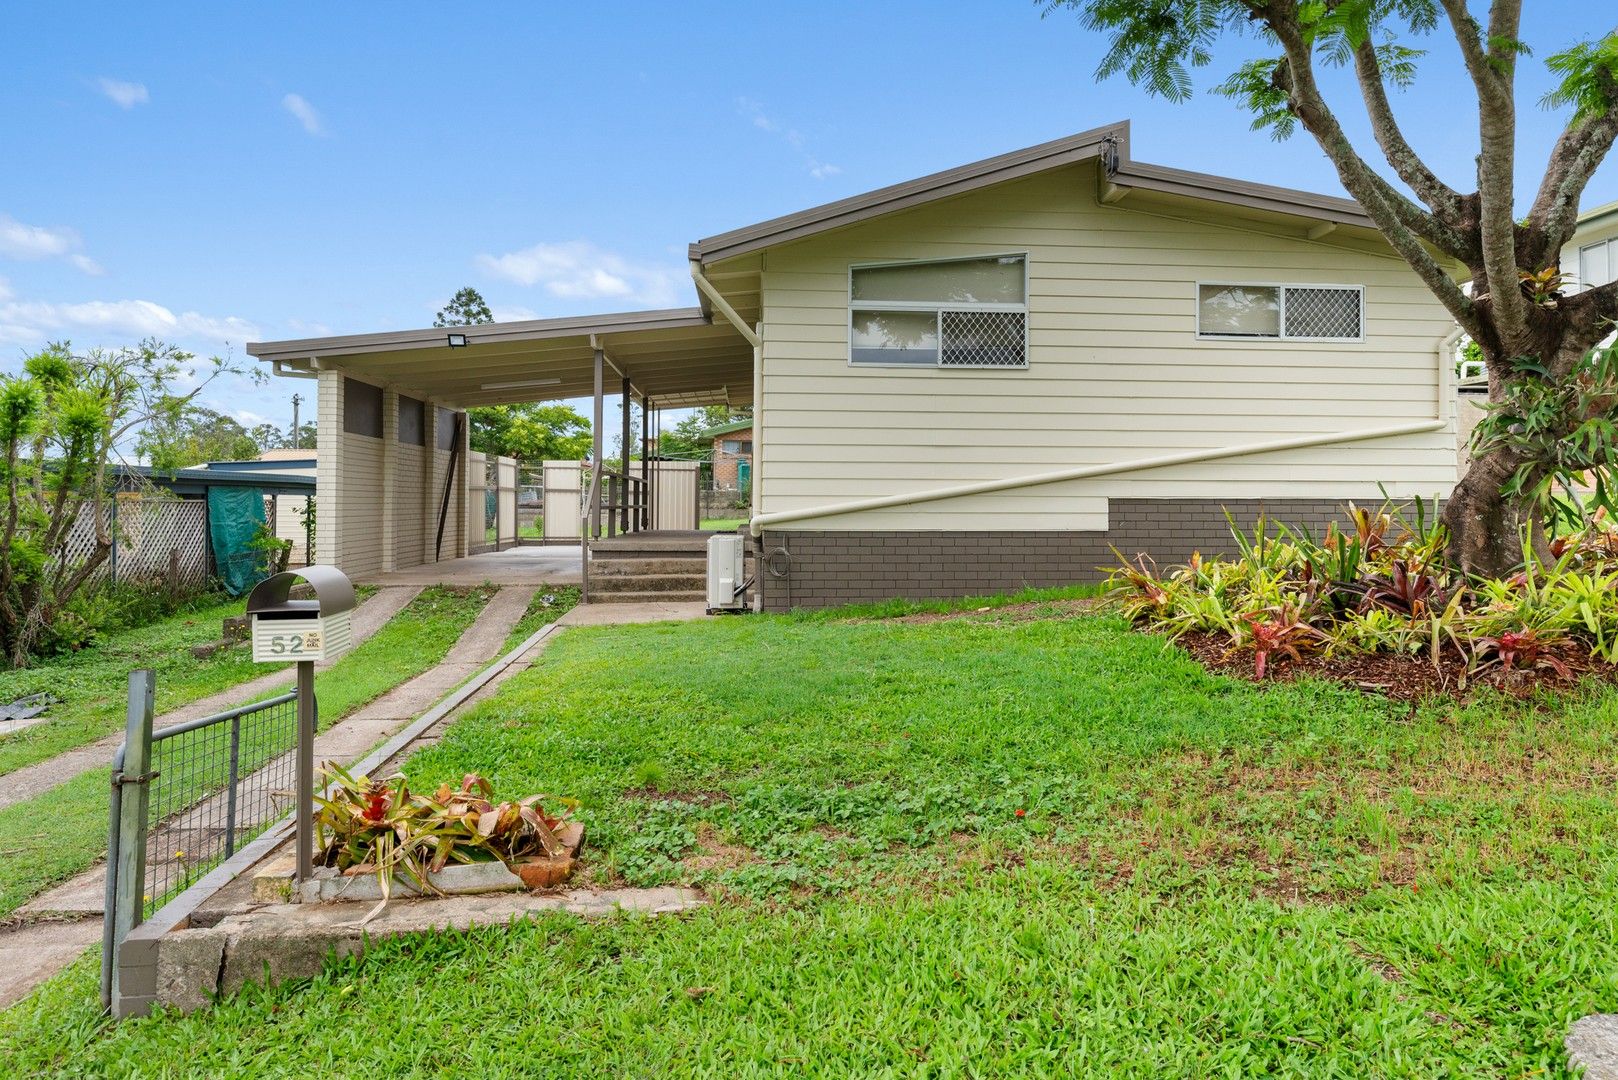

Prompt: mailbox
[{"left": 245, "top": 565, "right": 357, "bottom": 664}]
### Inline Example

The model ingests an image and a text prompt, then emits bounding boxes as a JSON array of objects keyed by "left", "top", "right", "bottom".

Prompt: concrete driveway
[{"left": 356, "top": 545, "right": 582, "bottom": 586}]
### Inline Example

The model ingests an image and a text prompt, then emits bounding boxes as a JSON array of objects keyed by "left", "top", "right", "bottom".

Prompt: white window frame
[
  {"left": 1579, "top": 238, "right": 1616, "bottom": 292},
  {"left": 847, "top": 252, "right": 1030, "bottom": 369},
  {"left": 1194, "top": 281, "right": 1366, "bottom": 344}
]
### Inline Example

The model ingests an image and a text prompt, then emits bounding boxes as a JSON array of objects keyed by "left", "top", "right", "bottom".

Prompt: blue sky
[{"left": 3, "top": 2, "right": 1614, "bottom": 437}]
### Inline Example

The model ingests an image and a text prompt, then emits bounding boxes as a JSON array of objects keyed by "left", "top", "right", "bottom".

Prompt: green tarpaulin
[{"left": 207, "top": 486, "right": 268, "bottom": 596}]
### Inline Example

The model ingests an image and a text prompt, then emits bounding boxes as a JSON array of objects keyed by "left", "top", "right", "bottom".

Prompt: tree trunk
[{"left": 1442, "top": 443, "right": 1536, "bottom": 577}]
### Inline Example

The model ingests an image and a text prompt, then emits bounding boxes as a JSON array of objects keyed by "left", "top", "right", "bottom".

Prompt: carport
[{"left": 246, "top": 307, "right": 756, "bottom": 585}]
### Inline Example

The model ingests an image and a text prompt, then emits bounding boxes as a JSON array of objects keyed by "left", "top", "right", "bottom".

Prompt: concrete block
[
  {"left": 155, "top": 927, "right": 228, "bottom": 1013},
  {"left": 220, "top": 926, "right": 365, "bottom": 997}
]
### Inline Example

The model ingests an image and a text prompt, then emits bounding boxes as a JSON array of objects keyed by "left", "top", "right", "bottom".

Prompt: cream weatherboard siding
[
  {"left": 311, "top": 369, "right": 468, "bottom": 577},
  {"left": 755, "top": 161, "right": 1457, "bottom": 533},
  {"left": 339, "top": 432, "right": 384, "bottom": 572}
]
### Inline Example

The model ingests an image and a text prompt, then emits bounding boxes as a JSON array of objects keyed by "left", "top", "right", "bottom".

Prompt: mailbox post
[{"left": 245, "top": 566, "right": 356, "bottom": 882}]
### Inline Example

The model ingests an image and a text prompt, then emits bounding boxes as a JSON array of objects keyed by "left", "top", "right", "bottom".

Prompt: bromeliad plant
[
  {"left": 1107, "top": 497, "right": 1618, "bottom": 682},
  {"left": 313, "top": 762, "right": 577, "bottom": 910}
]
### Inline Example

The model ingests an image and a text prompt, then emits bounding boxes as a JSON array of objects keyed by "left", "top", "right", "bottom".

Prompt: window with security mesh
[
  {"left": 1283, "top": 287, "right": 1362, "bottom": 340},
  {"left": 850, "top": 254, "right": 1027, "bottom": 368},
  {"left": 941, "top": 310, "right": 1026, "bottom": 366},
  {"left": 1198, "top": 283, "right": 1363, "bottom": 342}
]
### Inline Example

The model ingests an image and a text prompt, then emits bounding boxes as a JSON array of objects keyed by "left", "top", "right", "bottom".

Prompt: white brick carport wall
[{"left": 315, "top": 368, "right": 469, "bottom": 576}]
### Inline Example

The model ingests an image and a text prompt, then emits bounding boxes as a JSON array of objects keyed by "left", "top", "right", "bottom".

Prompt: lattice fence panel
[{"left": 59, "top": 499, "right": 208, "bottom": 587}]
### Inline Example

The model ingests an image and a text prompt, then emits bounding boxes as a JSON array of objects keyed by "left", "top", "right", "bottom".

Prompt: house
[
  {"left": 1562, "top": 197, "right": 1618, "bottom": 296},
  {"left": 702, "top": 418, "right": 753, "bottom": 492},
  {"left": 248, "top": 120, "right": 1460, "bottom": 609}
]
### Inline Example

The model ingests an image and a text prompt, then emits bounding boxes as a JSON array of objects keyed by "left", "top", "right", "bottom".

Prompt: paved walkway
[
  {"left": 359, "top": 546, "right": 581, "bottom": 587},
  {"left": 0, "top": 586, "right": 422, "bottom": 814},
  {"left": 0, "top": 592, "right": 712, "bottom": 1010}
]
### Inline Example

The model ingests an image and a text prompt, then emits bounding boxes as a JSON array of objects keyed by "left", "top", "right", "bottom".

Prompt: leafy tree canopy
[{"left": 434, "top": 286, "right": 493, "bottom": 328}]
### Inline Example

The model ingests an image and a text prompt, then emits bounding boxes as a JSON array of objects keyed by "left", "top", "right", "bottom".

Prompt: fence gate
[
  {"left": 542, "top": 460, "right": 583, "bottom": 542},
  {"left": 102, "top": 670, "right": 302, "bottom": 1016},
  {"left": 649, "top": 460, "right": 701, "bottom": 530}
]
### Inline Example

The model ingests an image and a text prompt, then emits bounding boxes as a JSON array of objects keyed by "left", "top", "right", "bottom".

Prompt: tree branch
[
  {"left": 1351, "top": 39, "right": 1468, "bottom": 228},
  {"left": 1440, "top": 0, "right": 1529, "bottom": 345},
  {"left": 1257, "top": 4, "right": 1485, "bottom": 341},
  {"left": 1525, "top": 100, "right": 1618, "bottom": 268}
]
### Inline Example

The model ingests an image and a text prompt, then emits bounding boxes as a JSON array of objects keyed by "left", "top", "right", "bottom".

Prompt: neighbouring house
[
  {"left": 703, "top": 418, "right": 754, "bottom": 492},
  {"left": 249, "top": 120, "right": 1467, "bottom": 608}
]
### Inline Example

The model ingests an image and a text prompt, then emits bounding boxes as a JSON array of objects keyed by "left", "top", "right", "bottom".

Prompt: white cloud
[
  {"left": 97, "top": 78, "right": 149, "bottom": 109},
  {"left": 0, "top": 297, "right": 261, "bottom": 347},
  {"left": 489, "top": 305, "right": 538, "bottom": 323},
  {"left": 736, "top": 97, "right": 841, "bottom": 180},
  {"left": 0, "top": 214, "right": 77, "bottom": 260},
  {"left": 233, "top": 409, "right": 271, "bottom": 427},
  {"left": 0, "top": 277, "right": 11, "bottom": 302},
  {"left": 281, "top": 93, "right": 326, "bottom": 137},
  {"left": 476, "top": 241, "right": 681, "bottom": 307},
  {"left": 0, "top": 214, "right": 103, "bottom": 275}
]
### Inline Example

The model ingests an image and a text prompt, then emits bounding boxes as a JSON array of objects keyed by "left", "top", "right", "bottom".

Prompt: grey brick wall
[{"left": 755, "top": 497, "right": 1362, "bottom": 612}]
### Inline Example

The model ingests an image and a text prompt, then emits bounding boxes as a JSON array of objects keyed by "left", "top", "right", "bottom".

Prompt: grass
[
  {"left": 499, "top": 586, "right": 579, "bottom": 654},
  {"left": 699, "top": 517, "right": 746, "bottom": 531},
  {"left": 0, "top": 586, "right": 494, "bottom": 921},
  {"left": 0, "top": 586, "right": 379, "bottom": 779},
  {"left": 7, "top": 601, "right": 1618, "bottom": 1073}
]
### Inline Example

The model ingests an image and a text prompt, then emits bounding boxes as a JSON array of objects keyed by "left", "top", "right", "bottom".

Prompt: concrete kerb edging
[{"left": 112, "top": 619, "right": 568, "bottom": 1019}]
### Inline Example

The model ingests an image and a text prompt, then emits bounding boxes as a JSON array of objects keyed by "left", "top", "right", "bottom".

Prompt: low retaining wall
[{"left": 755, "top": 498, "right": 1360, "bottom": 612}]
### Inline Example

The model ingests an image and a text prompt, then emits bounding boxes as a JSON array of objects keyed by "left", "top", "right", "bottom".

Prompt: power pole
[{"left": 290, "top": 393, "right": 302, "bottom": 449}]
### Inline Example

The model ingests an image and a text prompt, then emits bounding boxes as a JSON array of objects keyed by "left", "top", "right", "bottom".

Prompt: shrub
[{"left": 1106, "top": 499, "right": 1618, "bottom": 681}]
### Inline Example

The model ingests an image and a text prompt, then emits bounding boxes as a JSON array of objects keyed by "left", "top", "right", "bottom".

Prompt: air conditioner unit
[{"left": 706, "top": 533, "right": 748, "bottom": 613}]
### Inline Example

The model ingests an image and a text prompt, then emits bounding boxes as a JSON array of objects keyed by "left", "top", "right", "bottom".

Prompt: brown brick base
[{"left": 756, "top": 498, "right": 1358, "bottom": 613}]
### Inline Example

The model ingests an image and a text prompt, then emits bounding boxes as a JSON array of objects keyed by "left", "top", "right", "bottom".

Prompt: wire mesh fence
[
  {"left": 138, "top": 691, "right": 300, "bottom": 915},
  {"left": 103, "top": 672, "right": 307, "bottom": 1009}
]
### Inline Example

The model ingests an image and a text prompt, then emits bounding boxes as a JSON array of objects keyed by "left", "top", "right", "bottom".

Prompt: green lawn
[
  {"left": 0, "top": 586, "right": 494, "bottom": 921},
  {"left": 500, "top": 586, "right": 580, "bottom": 654},
  {"left": 0, "top": 586, "right": 379, "bottom": 779},
  {"left": 700, "top": 517, "right": 746, "bottom": 531},
  {"left": 7, "top": 597, "right": 1618, "bottom": 1074}
]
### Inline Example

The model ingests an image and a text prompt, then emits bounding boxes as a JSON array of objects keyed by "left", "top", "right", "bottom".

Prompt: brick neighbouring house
[{"left": 703, "top": 418, "right": 753, "bottom": 492}]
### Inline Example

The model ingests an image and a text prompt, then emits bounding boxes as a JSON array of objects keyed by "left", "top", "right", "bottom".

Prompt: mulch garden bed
[{"left": 1172, "top": 629, "right": 1618, "bottom": 702}]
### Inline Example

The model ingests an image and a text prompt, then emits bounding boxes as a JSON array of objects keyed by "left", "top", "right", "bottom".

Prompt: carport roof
[{"left": 247, "top": 307, "right": 753, "bottom": 409}]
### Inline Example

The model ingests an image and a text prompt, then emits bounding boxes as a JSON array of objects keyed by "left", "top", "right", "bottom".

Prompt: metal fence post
[
  {"left": 224, "top": 713, "right": 241, "bottom": 856},
  {"left": 103, "top": 669, "right": 155, "bottom": 1010},
  {"left": 295, "top": 659, "right": 315, "bottom": 881}
]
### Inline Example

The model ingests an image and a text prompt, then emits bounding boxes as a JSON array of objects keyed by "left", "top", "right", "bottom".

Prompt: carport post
[
  {"left": 590, "top": 345, "right": 604, "bottom": 539},
  {"left": 620, "top": 376, "right": 631, "bottom": 533},
  {"left": 640, "top": 394, "right": 650, "bottom": 530}
]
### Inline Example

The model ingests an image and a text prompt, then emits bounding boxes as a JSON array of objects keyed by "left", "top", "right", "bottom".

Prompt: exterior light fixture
[
  {"left": 480, "top": 377, "right": 562, "bottom": 391},
  {"left": 446, "top": 333, "right": 468, "bottom": 347}
]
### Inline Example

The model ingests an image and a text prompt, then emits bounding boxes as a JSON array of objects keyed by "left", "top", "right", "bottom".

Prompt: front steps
[{"left": 587, "top": 532, "right": 752, "bottom": 605}]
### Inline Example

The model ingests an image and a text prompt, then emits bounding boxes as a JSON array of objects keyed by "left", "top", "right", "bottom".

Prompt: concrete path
[
  {"left": 0, "top": 590, "right": 709, "bottom": 1011},
  {"left": 0, "top": 586, "right": 422, "bottom": 814},
  {"left": 359, "top": 547, "right": 581, "bottom": 587},
  {"left": 559, "top": 600, "right": 711, "bottom": 627}
]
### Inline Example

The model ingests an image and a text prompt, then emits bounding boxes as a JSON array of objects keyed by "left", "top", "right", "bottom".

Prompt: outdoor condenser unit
[{"left": 706, "top": 533, "right": 748, "bottom": 613}]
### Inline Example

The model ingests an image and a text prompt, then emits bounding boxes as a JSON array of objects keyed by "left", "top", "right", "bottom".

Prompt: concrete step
[
  {"left": 592, "top": 557, "right": 706, "bottom": 576},
  {"left": 590, "top": 590, "right": 706, "bottom": 604},
  {"left": 591, "top": 574, "right": 705, "bottom": 594}
]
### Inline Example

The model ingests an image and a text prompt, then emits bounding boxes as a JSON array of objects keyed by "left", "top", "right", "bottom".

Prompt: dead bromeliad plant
[{"left": 313, "top": 762, "right": 578, "bottom": 913}]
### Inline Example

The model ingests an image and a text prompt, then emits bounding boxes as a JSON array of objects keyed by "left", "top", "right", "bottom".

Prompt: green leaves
[
  {"left": 1542, "top": 32, "right": 1618, "bottom": 119},
  {"left": 0, "top": 378, "right": 43, "bottom": 444}
]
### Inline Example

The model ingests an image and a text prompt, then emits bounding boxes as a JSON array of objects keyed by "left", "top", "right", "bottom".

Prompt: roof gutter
[
  {"left": 689, "top": 260, "right": 760, "bottom": 348},
  {"left": 747, "top": 333, "right": 1458, "bottom": 537}
]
